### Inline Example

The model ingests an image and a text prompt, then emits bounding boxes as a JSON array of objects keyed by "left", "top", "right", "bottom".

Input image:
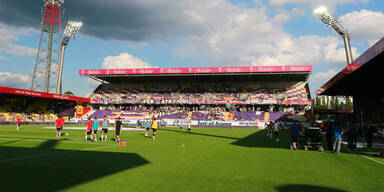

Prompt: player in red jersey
[
  {"left": 85, "top": 117, "right": 94, "bottom": 142},
  {"left": 16, "top": 117, "right": 22, "bottom": 130},
  {"left": 55, "top": 115, "right": 65, "bottom": 138}
]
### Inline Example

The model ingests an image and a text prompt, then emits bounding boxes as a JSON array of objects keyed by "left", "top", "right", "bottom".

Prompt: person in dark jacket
[{"left": 325, "top": 122, "right": 333, "bottom": 151}]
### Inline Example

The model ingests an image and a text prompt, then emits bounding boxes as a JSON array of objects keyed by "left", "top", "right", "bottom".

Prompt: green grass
[{"left": 0, "top": 125, "right": 383, "bottom": 192}]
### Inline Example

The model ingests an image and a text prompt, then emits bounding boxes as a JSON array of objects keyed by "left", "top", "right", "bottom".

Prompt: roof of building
[
  {"left": 316, "top": 37, "right": 384, "bottom": 96},
  {"left": 0, "top": 86, "right": 90, "bottom": 103}
]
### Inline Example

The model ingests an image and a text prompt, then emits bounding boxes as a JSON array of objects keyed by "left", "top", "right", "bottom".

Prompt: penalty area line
[{"left": 0, "top": 145, "right": 115, "bottom": 163}]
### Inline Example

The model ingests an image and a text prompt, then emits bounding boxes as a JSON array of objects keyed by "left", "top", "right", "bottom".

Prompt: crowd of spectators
[
  {"left": 0, "top": 97, "right": 74, "bottom": 122},
  {"left": 0, "top": 112, "right": 57, "bottom": 122},
  {"left": 90, "top": 83, "right": 310, "bottom": 105}
]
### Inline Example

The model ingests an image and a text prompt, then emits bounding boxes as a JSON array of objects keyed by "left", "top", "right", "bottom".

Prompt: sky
[{"left": 0, "top": 0, "right": 384, "bottom": 97}]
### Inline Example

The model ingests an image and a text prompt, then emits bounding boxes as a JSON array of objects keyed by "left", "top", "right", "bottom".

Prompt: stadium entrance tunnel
[
  {"left": 0, "top": 139, "right": 150, "bottom": 191},
  {"left": 275, "top": 184, "right": 348, "bottom": 192}
]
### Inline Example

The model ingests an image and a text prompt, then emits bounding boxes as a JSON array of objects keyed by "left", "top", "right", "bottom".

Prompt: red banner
[
  {"left": 0, "top": 86, "right": 90, "bottom": 103},
  {"left": 76, "top": 106, "right": 91, "bottom": 118},
  {"left": 79, "top": 65, "right": 312, "bottom": 76}
]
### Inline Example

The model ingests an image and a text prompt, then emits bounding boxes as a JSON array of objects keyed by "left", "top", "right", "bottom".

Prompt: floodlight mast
[
  {"left": 55, "top": 21, "right": 82, "bottom": 94},
  {"left": 314, "top": 6, "right": 353, "bottom": 65},
  {"left": 31, "top": 0, "right": 63, "bottom": 92}
]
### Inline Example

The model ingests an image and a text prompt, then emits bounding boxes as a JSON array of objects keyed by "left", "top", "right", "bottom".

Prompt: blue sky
[{"left": 0, "top": 0, "right": 384, "bottom": 97}]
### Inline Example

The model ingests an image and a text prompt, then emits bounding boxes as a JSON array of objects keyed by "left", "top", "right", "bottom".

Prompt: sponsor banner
[
  {"left": 142, "top": 119, "right": 264, "bottom": 128},
  {"left": 0, "top": 86, "right": 90, "bottom": 103},
  {"left": 74, "top": 118, "right": 266, "bottom": 128},
  {"left": 79, "top": 65, "right": 313, "bottom": 76},
  {"left": 282, "top": 100, "right": 312, "bottom": 105}
]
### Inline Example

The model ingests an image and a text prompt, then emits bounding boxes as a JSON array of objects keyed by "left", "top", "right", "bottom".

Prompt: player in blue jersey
[
  {"left": 100, "top": 116, "right": 109, "bottom": 141},
  {"left": 333, "top": 123, "right": 343, "bottom": 154},
  {"left": 92, "top": 117, "right": 99, "bottom": 142},
  {"left": 290, "top": 121, "right": 300, "bottom": 150},
  {"left": 144, "top": 119, "right": 152, "bottom": 137}
]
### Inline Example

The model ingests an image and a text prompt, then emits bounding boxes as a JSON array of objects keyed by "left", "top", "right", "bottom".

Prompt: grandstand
[
  {"left": 317, "top": 36, "right": 384, "bottom": 144},
  {"left": 79, "top": 65, "right": 312, "bottom": 127},
  {"left": 0, "top": 86, "right": 89, "bottom": 124}
]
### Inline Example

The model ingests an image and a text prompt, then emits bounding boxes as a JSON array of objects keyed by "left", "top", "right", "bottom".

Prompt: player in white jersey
[
  {"left": 274, "top": 121, "right": 280, "bottom": 142},
  {"left": 186, "top": 118, "right": 192, "bottom": 134}
]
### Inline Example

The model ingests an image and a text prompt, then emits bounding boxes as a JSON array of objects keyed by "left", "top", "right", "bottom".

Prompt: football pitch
[{"left": 0, "top": 125, "right": 383, "bottom": 192}]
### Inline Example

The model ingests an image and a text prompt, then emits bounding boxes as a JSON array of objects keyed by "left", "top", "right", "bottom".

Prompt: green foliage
[
  {"left": 64, "top": 90, "right": 74, "bottom": 96},
  {"left": 346, "top": 97, "right": 353, "bottom": 110}
]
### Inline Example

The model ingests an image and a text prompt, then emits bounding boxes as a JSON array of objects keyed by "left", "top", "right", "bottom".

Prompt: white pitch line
[
  {"left": 360, "top": 155, "right": 384, "bottom": 165},
  {"left": 0, "top": 145, "right": 115, "bottom": 163}
]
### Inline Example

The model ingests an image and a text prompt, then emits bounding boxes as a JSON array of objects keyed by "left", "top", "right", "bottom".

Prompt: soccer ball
[{"left": 65, "top": 133, "right": 69, "bottom": 136}]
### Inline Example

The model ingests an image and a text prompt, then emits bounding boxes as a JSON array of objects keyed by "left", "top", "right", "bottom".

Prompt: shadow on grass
[
  {"left": 161, "top": 128, "right": 292, "bottom": 149},
  {"left": 231, "top": 129, "right": 291, "bottom": 149},
  {"left": 276, "top": 184, "right": 348, "bottom": 192},
  {"left": 161, "top": 128, "right": 240, "bottom": 140},
  {"left": 0, "top": 139, "right": 150, "bottom": 191}
]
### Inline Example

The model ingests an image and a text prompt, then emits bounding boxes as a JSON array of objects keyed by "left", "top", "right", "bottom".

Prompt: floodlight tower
[
  {"left": 31, "top": 0, "right": 63, "bottom": 92},
  {"left": 55, "top": 21, "right": 82, "bottom": 94},
  {"left": 314, "top": 6, "right": 353, "bottom": 65}
]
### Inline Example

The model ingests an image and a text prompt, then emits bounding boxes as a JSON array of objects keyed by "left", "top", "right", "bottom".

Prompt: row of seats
[{"left": 90, "top": 85, "right": 310, "bottom": 105}]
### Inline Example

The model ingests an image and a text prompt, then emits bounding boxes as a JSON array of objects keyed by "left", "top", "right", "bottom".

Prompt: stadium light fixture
[
  {"left": 63, "top": 21, "right": 82, "bottom": 41},
  {"left": 313, "top": 6, "right": 353, "bottom": 65},
  {"left": 56, "top": 20, "right": 82, "bottom": 94}
]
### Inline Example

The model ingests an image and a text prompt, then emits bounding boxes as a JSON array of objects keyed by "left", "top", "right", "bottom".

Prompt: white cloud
[
  {"left": 102, "top": 53, "right": 152, "bottom": 69},
  {"left": 247, "top": 35, "right": 358, "bottom": 67},
  {"left": 309, "top": 69, "right": 338, "bottom": 83},
  {"left": 178, "top": 2, "right": 294, "bottom": 65},
  {"left": 339, "top": 9, "right": 384, "bottom": 42},
  {"left": 0, "top": 72, "right": 30, "bottom": 88},
  {"left": 269, "top": 0, "right": 369, "bottom": 7},
  {"left": 175, "top": 2, "right": 359, "bottom": 67},
  {"left": 88, "top": 53, "right": 152, "bottom": 90},
  {"left": 0, "top": 24, "right": 37, "bottom": 56}
]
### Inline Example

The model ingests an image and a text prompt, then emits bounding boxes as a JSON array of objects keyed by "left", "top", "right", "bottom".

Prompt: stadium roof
[
  {"left": 0, "top": 86, "right": 90, "bottom": 103},
  {"left": 79, "top": 65, "right": 312, "bottom": 83},
  {"left": 316, "top": 37, "right": 384, "bottom": 96}
]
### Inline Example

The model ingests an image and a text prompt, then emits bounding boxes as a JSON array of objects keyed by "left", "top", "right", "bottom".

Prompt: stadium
[
  {"left": 1, "top": 1, "right": 384, "bottom": 192},
  {"left": 78, "top": 65, "right": 312, "bottom": 128}
]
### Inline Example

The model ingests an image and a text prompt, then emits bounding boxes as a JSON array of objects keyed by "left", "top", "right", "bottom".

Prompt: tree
[
  {"left": 335, "top": 97, "right": 339, "bottom": 110},
  {"left": 320, "top": 97, "right": 326, "bottom": 109},
  {"left": 329, "top": 96, "right": 335, "bottom": 110},
  {"left": 315, "top": 97, "right": 321, "bottom": 109},
  {"left": 64, "top": 90, "right": 74, "bottom": 96},
  {"left": 346, "top": 97, "right": 353, "bottom": 110}
]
